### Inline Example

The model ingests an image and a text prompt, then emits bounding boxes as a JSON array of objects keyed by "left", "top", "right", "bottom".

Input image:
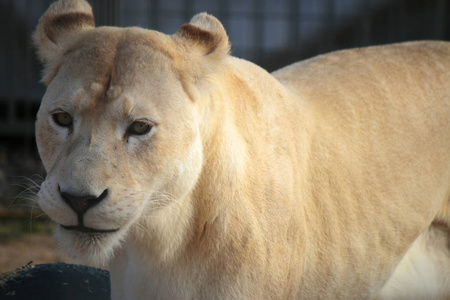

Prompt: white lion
[{"left": 33, "top": 0, "right": 450, "bottom": 299}]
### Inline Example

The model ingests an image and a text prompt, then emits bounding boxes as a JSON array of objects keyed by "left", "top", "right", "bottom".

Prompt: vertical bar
[
  {"left": 91, "top": 0, "right": 99, "bottom": 25},
  {"left": 362, "top": 0, "right": 371, "bottom": 46},
  {"left": 325, "top": 0, "right": 335, "bottom": 51},
  {"left": 387, "top": 1, "right": 396, "bottom": 42},
  {"left": 289, "top": 0, "right": 300, "bottom": 49},
  {"left": 24, "top": 0, "right": 34, "bottom": 149},
  {"left": 218, "top": 0, "right": 230, "bottom": 32},
  {"left": 102, "top": 0, "right": 107, "bottom": 26},
  {"left": 149, "top": 0, "right": 160, "bottom": 29},
  {"left": 115, "top": 0, "right": 121, "bottom": 26},
  {"left": 98, "top": 0, "right": 107, "bottom": 26},
  {"left": 253, "top": 0, "right": 265, "bottom": 62},
  {"left": 109, "top": 0, "right": 120, "bottom": 26},
  {"left": 397, "top": 0, "right": 407, "bottom": 41},
  {"left": 8, "top": 0, "right": 17, "bottom": 125},
  {"left": 107, "top": 0, "right": 111, "bottom": 26},
  {"left": 434, "top": 0, "right": 447, "bottom": 39},
  {"left": 183, "top": 0, "right": 195, "bottom": 23}
]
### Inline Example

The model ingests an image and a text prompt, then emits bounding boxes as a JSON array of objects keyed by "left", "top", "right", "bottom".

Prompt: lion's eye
[
  {"left": 128, "top": 121, "right": 152, "bottom": 136},
  {"left": 52, "top": 112, "right": 73, "bottom": 128}
]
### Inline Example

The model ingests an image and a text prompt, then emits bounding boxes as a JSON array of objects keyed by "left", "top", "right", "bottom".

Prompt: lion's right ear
[
  {"left": 174, "top": 12, "right": 230, "bottom": 61},
  {"left": 33, "top": 0, "right": 95, "bottom": 84}
]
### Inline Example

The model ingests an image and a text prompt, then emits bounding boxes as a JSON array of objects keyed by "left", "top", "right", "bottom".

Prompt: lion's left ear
[
  {"left": 33, "top": 0, "right": 95, "bottom": 84},
  {"left": 175, "top": 12, "right": 230, "bottom": 60}
]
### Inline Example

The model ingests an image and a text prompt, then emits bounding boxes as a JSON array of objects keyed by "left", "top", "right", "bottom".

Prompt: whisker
[
  {"left": 9, "top": 175, "right": 43, "bottom": 190},
  {"left": 7, "top": 175, "right": 43, "bottom": 211},
  {"left": 3, "top": 175, "right": 46, "bottom": 237},
  {"left": 30, "top": 212, "right": 47, "bottom": 221},
  {"left": 138, "top": 190, "right": 190, "bottom": 222},
  {"left": 133, "top": 222, "right": 153, "bottom": 238}
]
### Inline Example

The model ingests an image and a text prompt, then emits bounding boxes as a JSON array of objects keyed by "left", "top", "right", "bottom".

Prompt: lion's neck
[{"left": 124, "top": 191, "right": 196, "bottom": 266}]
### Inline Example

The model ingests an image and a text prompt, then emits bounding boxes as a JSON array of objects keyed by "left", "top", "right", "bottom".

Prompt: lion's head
[{"left": 34, "top": 0, "right": 230, "bottom": 266}]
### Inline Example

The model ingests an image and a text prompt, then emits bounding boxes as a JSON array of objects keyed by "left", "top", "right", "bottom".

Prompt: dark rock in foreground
[{"left": 0, "top": 263, "right": 110, "bottom": 300}]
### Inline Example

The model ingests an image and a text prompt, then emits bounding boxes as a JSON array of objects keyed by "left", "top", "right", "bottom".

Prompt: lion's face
[
  {"left": 36, "top": 28, "right": 204, "bottom": 265},
  {"left": 34, "top": 0, "right": 229, "bottom": 266}
]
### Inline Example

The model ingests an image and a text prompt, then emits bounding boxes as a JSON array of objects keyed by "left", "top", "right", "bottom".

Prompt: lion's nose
[{"left": 60, "top": 188, "right": 108, "bottom": 216}]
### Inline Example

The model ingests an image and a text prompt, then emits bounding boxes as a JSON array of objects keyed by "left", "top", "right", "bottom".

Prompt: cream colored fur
[{"left": 34, "top": 1, "right": 450, "bottom": 299}]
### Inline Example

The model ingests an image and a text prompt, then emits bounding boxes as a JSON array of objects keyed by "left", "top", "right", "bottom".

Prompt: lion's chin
[{"left": 54, "top": 224, "right": 127, "bottom": 268}]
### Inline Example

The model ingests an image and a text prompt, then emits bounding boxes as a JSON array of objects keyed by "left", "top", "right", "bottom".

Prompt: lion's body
[
  {"left": 273, "top": 43, "right": 450, "bottom": 299},
  {"left": 33, "top": 1, "right": 450, "bottom": 299}
]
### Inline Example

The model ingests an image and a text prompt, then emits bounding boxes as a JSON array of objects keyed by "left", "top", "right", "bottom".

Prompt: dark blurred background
[{"left": 0, "top": 0, "right": 449, "bottom": 271}]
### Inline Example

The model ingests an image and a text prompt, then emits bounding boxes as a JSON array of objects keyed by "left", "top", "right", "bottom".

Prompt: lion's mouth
[{"left": 60, "top": 224, "right": 119, "bottom": 234}]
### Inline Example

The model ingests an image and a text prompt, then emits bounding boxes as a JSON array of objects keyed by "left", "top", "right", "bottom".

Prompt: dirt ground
[{"left": 0, "top": 234, "right": 81, "bottom": 273}]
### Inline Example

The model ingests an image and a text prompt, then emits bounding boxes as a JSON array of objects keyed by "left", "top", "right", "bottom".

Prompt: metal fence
[{"left": 0, "top": 0, "right": 448, "bottom": 204}]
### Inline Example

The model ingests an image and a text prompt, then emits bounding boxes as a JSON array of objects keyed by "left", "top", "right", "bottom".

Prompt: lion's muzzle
[{"left": 59, "top": 186, "right": 113, "bottom": 232}]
